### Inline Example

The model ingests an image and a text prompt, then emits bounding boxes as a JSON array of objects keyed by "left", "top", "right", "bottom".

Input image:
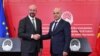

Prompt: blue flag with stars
[{"left": 0, "top": 0, "right": 9, "bottom": 38}]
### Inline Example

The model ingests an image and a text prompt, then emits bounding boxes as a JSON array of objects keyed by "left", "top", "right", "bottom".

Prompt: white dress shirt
[
  {"left": 51, "top": 18, "right": 61, "bottom": 31},
  {"left": 28, "top": 15, "right": 37, "bottom": 31}
]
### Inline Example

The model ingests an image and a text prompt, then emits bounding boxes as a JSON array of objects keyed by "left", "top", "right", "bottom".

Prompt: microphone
[
  {"left": 70, "top": 28, "right": 82, "bottom": 51},
  {"left": 76, "top": 28, "right": 84, "bottom": 38}
]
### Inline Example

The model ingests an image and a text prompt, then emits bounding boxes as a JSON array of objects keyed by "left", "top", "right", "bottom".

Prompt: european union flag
[{"left": 0, "top": 0, "right": 9, "bottom": 38}]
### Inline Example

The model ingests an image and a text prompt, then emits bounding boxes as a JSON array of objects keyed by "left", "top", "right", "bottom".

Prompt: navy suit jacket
[{"left": 42, "top": 19, "right": 71, "bottom": 54}]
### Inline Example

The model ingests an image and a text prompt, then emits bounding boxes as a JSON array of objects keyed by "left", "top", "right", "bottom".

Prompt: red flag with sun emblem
[{"left": 96, "top": 24, "right": 100, "bottom": 56}]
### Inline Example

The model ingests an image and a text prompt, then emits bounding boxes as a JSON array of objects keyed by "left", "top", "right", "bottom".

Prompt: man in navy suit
[{"left": 36, "top": 8, "right": 71, "bottom": 56}]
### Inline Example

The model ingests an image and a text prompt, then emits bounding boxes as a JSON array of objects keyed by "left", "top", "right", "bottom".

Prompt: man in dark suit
[
  {"left": 40, "top": 8, "right": 71, "bottom": 56},
  {"left": 18, "top": 4, "right": 42, "bottom": 56}
]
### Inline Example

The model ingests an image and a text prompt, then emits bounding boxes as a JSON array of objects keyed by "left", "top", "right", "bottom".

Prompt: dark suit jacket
[
  {"left": 18, "top": 16, "right": 43, "bottom": 53},
  {"left": 42, "top": 19, "right": 71, "bottom": 54}
]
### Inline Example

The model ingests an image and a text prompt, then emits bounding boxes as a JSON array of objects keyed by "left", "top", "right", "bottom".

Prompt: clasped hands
[{"left": 31, "top": 34, "right": 40, "bottom": 40}]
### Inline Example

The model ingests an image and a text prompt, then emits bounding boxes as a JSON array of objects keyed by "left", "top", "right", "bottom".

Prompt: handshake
[{"left": 31, "top": 34, "right": 41, "bottom": 40}]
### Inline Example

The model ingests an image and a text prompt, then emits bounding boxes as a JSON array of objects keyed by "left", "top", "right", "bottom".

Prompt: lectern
[
  {"left": 0, "top": 38, "right": 92, "bottom": 56},
  {"left": 69, "top": 38, "right": 92, "bottom": 56},
  {"left": 0, "top": 38, "right": 21, "bottom": 56}
]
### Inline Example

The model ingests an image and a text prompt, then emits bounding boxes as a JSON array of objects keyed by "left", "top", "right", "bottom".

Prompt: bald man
[
  {"left": 18, "top": 4, "right": 43, "bottom": 56},
  {"left": 41, "top": 8, "right": 71, "bottom": 56}
]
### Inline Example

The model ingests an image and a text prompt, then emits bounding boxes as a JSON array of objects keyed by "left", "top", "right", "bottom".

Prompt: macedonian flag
[{"left": 96, "top": 24, "right": 100, "bottom": 56}]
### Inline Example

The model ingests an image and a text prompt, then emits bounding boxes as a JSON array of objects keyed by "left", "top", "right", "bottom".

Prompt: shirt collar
[
  {"left": 54, "top": 18, "right": 61, "bottom": 23},
  {"left": 28, "top": 15, "right": 35, "bottom": 20}
]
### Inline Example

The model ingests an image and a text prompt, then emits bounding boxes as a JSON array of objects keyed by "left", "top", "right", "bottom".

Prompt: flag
[
  {"left": 96, "top": 24, "right": 100, "bottom": 56},
  {"left": 4, "top": 1, "right": 16, "bottom": 37},
  {"left": 0, "top": 0, "right": 9, "bottom": 38}
]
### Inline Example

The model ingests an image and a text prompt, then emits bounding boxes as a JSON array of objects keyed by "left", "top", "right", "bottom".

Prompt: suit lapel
[
  {"left": 27, "top": 16, "right": 36, "bottom": 31},
  {"left": 52, "top": 19, "right": 64, "bottom": 34}
]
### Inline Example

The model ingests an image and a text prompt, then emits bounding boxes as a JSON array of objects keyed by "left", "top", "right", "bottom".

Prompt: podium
[
  {"left": 0, "top": 38, "right": 21, "bottom": 56},
  {"left": 0, "top": 38, "right": 92, "bottom": 56},
  {"left": 69, "top": 38, "right": 92, "bottom": 56}
]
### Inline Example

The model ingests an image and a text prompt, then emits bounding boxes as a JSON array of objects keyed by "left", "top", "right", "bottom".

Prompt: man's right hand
[{"left": 31, "top": 34, "right": 40, "bottom": 40}]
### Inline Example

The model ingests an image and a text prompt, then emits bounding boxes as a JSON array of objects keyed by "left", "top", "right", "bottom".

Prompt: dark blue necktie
[{"left": 53, "top": 22, "right": 57, "bottom": 31}]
